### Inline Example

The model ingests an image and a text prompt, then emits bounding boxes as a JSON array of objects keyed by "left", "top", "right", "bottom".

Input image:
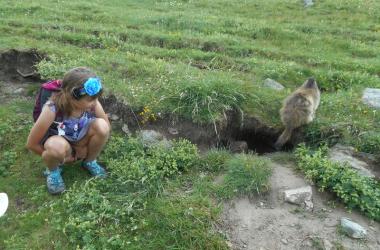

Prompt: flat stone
[
  {"left": 284, "top": 186, "right": 313, "bottom": 209},
  {"left": 362, "top": 88, "right": 380, "bottom": 108},
  {"left": 263, "top": 78, "right": 284, "bottom": 90},
  {"left": 281, "top": 239, "right": 288, "bottom": 245},
  {"left": 168, "top": 127, "right": 179, "bottom": 135},
  {"left": 122, "top": 124, "right": 131, "bottom": 136},
  {"left": 340, "top": 217, "right": 367, "bottom": 239},
  {"left": 304, "top": 0, "right": 314, "bottom": 7},
  {"left": 329, "top": 144, "right": 375, "bottom": 178},
  {"left": 109, "top": 113, "right": 120, "bottom": 121},
  {"left": 304, "top": 200, "right": 314, "bottom": 211},
  {"left": 13, "top": 87, "right": 25, "bottom": 94}
]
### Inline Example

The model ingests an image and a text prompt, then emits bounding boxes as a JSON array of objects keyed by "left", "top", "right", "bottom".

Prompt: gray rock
[
  {"left": 284, "top": 186, "right": 313, "bottom": 210},
  {"left": 168, "top": 127, "right": 179, "bottom": 135},
  {"left": 263, "top": 78, "right": 284, "bottom": 90},
  {"left": 340, "top": 217, "right": 367, "bottom": 239},
  {"left": 13, "top": 88, "right": 24, "bottom": 94},
  {"left": 122, "top": 124, "right": 131, "bottom": 136},
  {"left": 304, "top": 0, "right": 314, "bottom": 7},
  {"left": 109, "top": 113, "right": 120, "bottom": 121},
  {"left": 281, "top": 239, "right": 288, "bottom": 245},
  {"left": 140, "top": 130, "right": 164, "bottom": 146},
  {"left": 362, "top": 88, "right": 380, "bottom": 108},
  {"left": 329, "top": 144, "right": 375, "bottom": 178},
  {"left": 139, "top": 130, "right": 172, "bottom": 148}
]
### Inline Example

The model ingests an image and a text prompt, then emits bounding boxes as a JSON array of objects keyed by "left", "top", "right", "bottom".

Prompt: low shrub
[
  {"left": 55, "top": 136, "right": 200, "bottom": 249},
  {"left": 295, "top": 144, "right": 380, "bottom": 220},
  {"left": 103, "top": 136, "right": 199, "bottom": 192}
]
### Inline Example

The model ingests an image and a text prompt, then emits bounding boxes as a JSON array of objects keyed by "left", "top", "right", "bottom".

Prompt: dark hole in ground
[
  {"left": 232, "top": 128, "right": 294, "bottom": 155},
  {"left": 227, "top": 116, "right": 292, "bottom": 154},
  {"left": 0, "top": 49, "right": 44, "bottom": 83},
  {"left": 234, "top": 129, "right": 277, "bottom": 154}
]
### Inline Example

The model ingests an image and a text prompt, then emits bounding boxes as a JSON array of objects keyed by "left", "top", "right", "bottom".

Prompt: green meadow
[{"left": 0, "top": 0, "right": 379, "bottom": 249}]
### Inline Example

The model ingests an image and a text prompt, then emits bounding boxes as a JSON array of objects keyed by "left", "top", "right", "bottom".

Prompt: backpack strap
[{"left": 42, "top": 80, "right": 62, "bottom": 90}]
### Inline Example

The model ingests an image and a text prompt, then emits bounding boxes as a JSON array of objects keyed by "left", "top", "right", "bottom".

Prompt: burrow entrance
[{"left": 102, "top": 95, "right": 295, "bottom": 154}]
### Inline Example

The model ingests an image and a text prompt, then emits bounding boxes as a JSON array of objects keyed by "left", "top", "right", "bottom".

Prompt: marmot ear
[{"left": 304, "top": 77, "right": 316, "bottom": 88}]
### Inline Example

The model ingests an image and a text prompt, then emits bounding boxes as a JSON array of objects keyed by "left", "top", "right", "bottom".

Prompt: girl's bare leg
[
  {"left": 74, "top": 118, "right": 110, "bottom": 162},
  {"left": 42, "top": 136, "right": 72, "bottom": 170}
]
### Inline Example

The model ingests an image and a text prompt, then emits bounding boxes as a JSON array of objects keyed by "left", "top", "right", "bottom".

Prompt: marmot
[{"left": 274, "top": 78, "right": 320, "bottom": 149}]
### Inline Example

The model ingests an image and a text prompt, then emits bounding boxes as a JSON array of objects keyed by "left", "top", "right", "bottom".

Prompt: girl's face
[{"left": 72, "top": 96, "right": 97, "bottom": 110}]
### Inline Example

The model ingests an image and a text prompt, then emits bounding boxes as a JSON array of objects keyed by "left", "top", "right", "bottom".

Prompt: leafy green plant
[
  {"left": 103, "top": 136, "right": 199, "bottom": 193},
  {"left": 56, "top": 179, "right": 145, "bottom": 249},
  {"left": 54, "top": 136, "right": 200, "bottom": 249},
  {"left": 351, "top": 131, "right": 380, "bottom": 154},
  {"left": 295, "top": 144, "right": 380, "bottom": 220},
  {"left": 36, "top": 54, "right": 97, "bottom": 80},
  {"left": 0, "top": 150, "right": 17, "bottom": 176},
  {"left": 0, "top": 123, "right": 13, "bottom": 148}
]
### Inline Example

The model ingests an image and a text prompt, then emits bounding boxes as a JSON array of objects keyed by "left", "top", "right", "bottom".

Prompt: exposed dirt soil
[
  {"left": 221, "top": 159, "right": 380, "bottom": 250},
  {"left": 0, "top": 49, "right": 43, "bottom": 104},
  {"left": 0, "top": 49, "right": 43, "bottom": 83}
]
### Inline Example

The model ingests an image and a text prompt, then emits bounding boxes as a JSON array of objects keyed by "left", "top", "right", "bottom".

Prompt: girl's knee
[
  {"left": 44, "top": 137, "right": 70, "bottom": 159},
  {"left": 92, "top": 118, "right": 110, "bottom": 137}
]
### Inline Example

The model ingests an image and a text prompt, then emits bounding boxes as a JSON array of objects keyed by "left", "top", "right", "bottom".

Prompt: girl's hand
[
  {"left": 63, "top": 155, "right": 76, "bottom": 163},
  {"left": 72, "top": 146, "right": 87, "bottom": 161}
]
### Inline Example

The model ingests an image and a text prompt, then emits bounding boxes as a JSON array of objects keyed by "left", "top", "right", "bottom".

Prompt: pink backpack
[{"left": 32, "top": 80, "right": 62, "bottom": 122}]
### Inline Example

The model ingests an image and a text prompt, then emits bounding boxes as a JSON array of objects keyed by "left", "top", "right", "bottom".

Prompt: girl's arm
[
  {"left": 94, "top": 99, "right": 111, "bottom": 128},
  {"left": 26, "top": 105, "right": 55, "bottom": 156}
]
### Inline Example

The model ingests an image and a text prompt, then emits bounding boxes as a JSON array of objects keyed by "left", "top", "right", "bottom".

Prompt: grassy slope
[
  {"left": 1, "top": 0, "right": 380, "bottom": 248},
  {"left": 1, "top": 0, "right": 379, "bottom": 126}
]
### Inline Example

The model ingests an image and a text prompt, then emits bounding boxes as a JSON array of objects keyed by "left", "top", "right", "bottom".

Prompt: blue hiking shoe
[
  {"left": 43, "top": 165, "right": 63, "bottom": 177},
  {"left": 82, "top": 160, "right": 107, "bottom": 178},
  {"left": 46, "top": 167, "right": 65, "bottom": 194}
]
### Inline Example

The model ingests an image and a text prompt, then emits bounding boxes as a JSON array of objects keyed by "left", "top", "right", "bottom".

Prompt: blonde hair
[{"left": 52, "top": 67, "right": 100, "bottom": 116}]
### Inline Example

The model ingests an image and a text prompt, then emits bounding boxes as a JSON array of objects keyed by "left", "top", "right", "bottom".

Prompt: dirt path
[
  {"left": 222, "top": 160, "right": 380, "bottom": 250},
  {"left": 0, "top": 80, "right": 35, "bottom": 105}
]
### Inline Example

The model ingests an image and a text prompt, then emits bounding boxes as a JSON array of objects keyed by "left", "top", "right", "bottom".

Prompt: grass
[
  {"left": 1, "top": 0, "right": 380, "bottom": 248},
  {"left": 216, "top": 154, "right": 272, "bottom": 199},
  {"left": 0, "top": 104, "right": 271, "bottom": 248},
  {"left": 1, "top": 0, "right": 380, "bottom": 128}
]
